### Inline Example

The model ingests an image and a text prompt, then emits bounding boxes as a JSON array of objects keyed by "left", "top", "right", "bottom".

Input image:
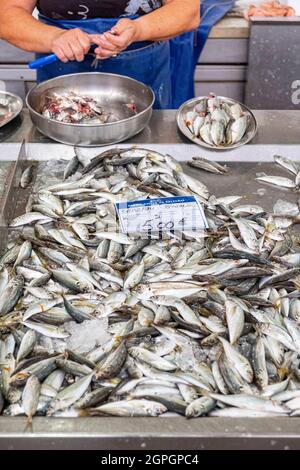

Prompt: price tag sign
[{"left": 116, "top": 196, "right": 208, "bottom": 235}]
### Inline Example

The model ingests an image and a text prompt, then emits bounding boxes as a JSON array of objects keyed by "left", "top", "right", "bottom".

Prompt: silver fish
[
  {"left": 20, "top": 166, "right": 34, "bottom": 189},
  {"left": 10, "top": 212, "right": 52, "bottom": 227},
  {"left": 64, "top": 155, "right": 79, "bottom": 180},
  {"left": 47, "top": 372, "right": 94, "bottom": 415},
  {"left": 219, "top": 337, "right": 253, "bottom": 383},
  {"left": 256, "top": 175, "right": 296, "bottom": 189},
  {"left": 252, "top": 336, "right": 268, "bottom": 389},
  {"left": 95, "top": 341, "right": 127, "bottom": 379},
  {"left": 0, "top": 275, "right": 24, "bottom": 316},
  {"left": 40, "top": 370, "right": 65, "bottom": 398},
  {"left": 185, "top": 396, "right": 216, "bottom": 418},
  {"left": 86, "top": 399, "right": 167, "bottom": 417},
  {"left": 129, "top": 347, "right": 176, "bottom": 371},
  {"left": 188, "top": 157, "right": 228, "bottom": 175},
  {"left": 225, "top": 299, "right": 244, "bottom": 344},
  {"left": 230, "top": 115, "right": 247, "bottom": 144},
  {"left": 210, "top": 393, "right": 288, "bottom": 414},
  {"left": 274, "top": 155, "right": 300, "bottom": 175},
  {"left": 22, "top": 375, "right": 40, "bottom": 422},
  {"left": 22, "top": 320, "right": 70, "bottom": 339},
  {"left": 16, "top": 330, "right": 37, "bottom": 363}
]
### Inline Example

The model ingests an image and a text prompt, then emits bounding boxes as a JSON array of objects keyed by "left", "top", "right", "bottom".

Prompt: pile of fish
[
  {"left": 184, "top": 94, "right": 251, "bottom": 148},
  {"left": 1, "top": 148, "right": 300, "bottom": 421},
  {"left": 256, "top": 155, "right": 300, "bottom": 191},
  {"left": 41, "top": 91, "right": 126, "bottom": 124}
]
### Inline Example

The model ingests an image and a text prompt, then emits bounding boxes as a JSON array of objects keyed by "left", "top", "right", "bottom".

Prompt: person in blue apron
[{"left": 0, "top": 1, "right": 235, "bottom": 108}]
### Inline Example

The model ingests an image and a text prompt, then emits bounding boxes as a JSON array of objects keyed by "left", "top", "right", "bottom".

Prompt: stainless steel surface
[
  {"left": 195, "top": 65, "right": 247, "bottom": 103},
  {"left": 0, "top": 140, "right": 27, "bottom": 251},
  {"left": 0, "top": 417, "right": 299, "bottom": 450},
  {"left": 3, "top": 109, "right": 300, "bottom": 146},
  {"left": 246, "top": 18, "right": 300, "bottom": 110},
  {"left": 176, "top": 96, "right": 257, "bottom": 150},
  {"left": 0, "top": 110, "right": 300, "bottom": 449},
  {"left": 0, "top": 91, "right": 23, "bottom": 128},
  {"left": 200, "top": 38, "right": 248, "bottom": 64},
  {"left": 26, "top": 72, "right": 154, "bottom": 146}
]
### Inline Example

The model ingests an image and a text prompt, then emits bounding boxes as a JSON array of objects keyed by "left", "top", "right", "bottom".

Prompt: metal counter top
[
  {"left": 1, "top": 109, "right": 300, "bottom": 450},
  {"left": 1, "top": 109, "right": 300, "bottom": 146}
]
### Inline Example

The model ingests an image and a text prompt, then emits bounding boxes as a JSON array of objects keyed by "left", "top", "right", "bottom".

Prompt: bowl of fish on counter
[
  {"left": 0, "top": 91, "right": 23, "bottom": 128},
  {"left": 26, "top": 72, "right": 155, "bottom": 146},
  {"left": 177, "top": 94, "right": 258, "bottom": 150}
]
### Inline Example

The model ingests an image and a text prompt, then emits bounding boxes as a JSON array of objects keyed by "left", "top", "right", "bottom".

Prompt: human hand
[
  {"left": 51, "top": 28, "right": 93, "bottom": 62},
  {"left": 91, "top": 18, "right": 141, "bottom": 59}
]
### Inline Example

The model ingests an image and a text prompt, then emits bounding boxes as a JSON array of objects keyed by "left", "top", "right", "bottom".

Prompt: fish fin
[{"left": 24, "top": 416, "right": 33, "bottom": 433}]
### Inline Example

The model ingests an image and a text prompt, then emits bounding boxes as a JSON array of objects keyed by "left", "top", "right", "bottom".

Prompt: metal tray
[
  {"left": 176, "top": 95, "right": 258, "bottom": 150},
  {"left": 0, "top": 91, "right": 23, "bottom": 129},
  {"left": 1, "top": 138, "right": 300, "bottom": 450}
]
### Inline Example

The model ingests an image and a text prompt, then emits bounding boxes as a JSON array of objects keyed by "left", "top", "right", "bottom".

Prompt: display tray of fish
[
  {"left": 177, "top": 94, "right": 257, "bottom": 150},
  {"left": 1, "top": 148, "right": 300, "bottom": 421},
  {"left": 40, "top": 91, "right": 137, "bottom": 125},
  {"left": 0, "top": 91, "right": 23, "bottom": 129}
]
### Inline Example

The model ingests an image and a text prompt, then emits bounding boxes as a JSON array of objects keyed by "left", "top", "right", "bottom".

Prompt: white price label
[{"left": 116, "top": 196, "right": 208, "bottom": 235}]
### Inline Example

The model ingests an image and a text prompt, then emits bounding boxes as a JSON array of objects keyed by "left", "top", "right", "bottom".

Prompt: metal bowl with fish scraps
[
  {"left": 26, "top": 72, "right": 155, "bottom": 147},
  {"left": 0, "top": 91, "right": 23, "bottom": 128},
  {"left": 177, "top": 94, "right": 258, "bottom": 150}
]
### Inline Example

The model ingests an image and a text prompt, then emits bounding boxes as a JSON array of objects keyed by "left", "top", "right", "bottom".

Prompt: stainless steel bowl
[
  {"left": 177, "top": 95, "right": 258, "bottom": 150},
  {"left": 26, "top": 72, "right": 155, "bottom": 147},
  {"left": 0, "top": 91, "right": 23, "bottom": 128}
]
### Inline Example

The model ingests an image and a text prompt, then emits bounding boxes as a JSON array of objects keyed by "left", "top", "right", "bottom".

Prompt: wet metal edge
[
  {"left": 0, "top": 140, "right": 27, "bottom": 252},
  {"left": 0, "top": 417, "right": 300, "bottom": 450}
]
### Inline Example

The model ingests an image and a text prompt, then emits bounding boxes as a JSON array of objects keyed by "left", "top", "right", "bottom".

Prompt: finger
[
  {"left": 103, "top": 32, "right": 128, "bottom": 48},
  {"left": 96, "top": 38, "right": 118, "bottom": 52},
  {"left": 95, "top": 49, "right": 115, "bottom": 59},
  {"left": 60, "top": 42, "right": 75, "bottom": 61},
  {"left": 110, "top": 19, "right": 131, "bottom": 35},
  {"left": 77, "top": 34, "right": 92, "bottom": 54},
  {"left": 69, "top": 40, "right": 85, "bottom": 62},
  {"left": 88, "top": 34, "right": 104, "bottom": 46},
  {"left": 94, "top": 45, "right": 119, "bottom": 55},
  {"left": 53, "top": 46, "right": 69, "bottom": 63},
  {"left": 104, "top": 30, "right": 132, "bottom": 50},
  {"left": 95, "top": 48, "right": 117, "bottom": 59}
]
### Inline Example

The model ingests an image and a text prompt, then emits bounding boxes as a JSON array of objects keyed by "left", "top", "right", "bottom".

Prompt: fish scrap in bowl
[
  {"left": 41, "top": 91, "right": 137, "bottom": 125},
  {"left": 185, "top": 94, "right": 251, "bottom": 148}
]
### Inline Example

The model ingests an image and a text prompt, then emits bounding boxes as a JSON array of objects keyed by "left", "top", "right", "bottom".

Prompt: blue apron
[
  {"left": 195, "top": 0, "right": 235, "bottom": 68},
  {"left": 37, "top": 1, "right": 234, "bottom": 109},
  {"left": 168, "top": 0, "right": 235, "bottom": 108}
]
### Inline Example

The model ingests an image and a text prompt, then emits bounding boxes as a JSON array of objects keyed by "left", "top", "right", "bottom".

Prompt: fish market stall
[{"left": 1, "top": 108, "right": 300, "bottom": 450}]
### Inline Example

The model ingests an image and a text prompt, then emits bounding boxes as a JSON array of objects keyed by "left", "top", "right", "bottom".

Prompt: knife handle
[{"left": 28, "top": 54, "right": 58, "bottom": 70}]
